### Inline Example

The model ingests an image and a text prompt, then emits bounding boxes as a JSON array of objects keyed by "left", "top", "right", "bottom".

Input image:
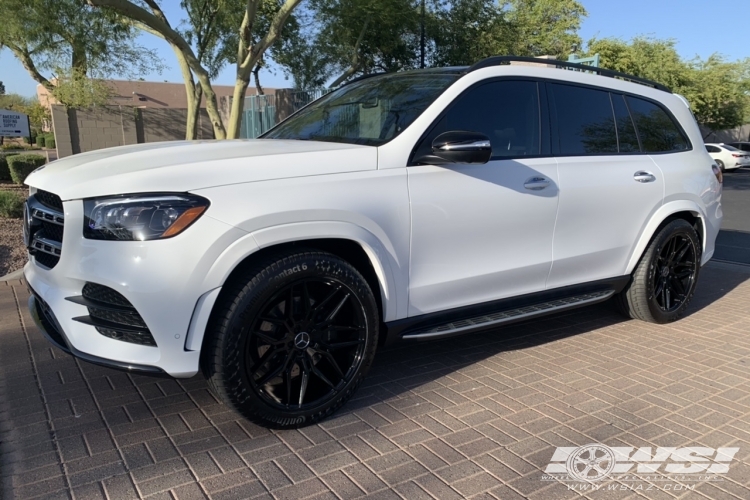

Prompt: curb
[
  {"left": 705, "top": 259, "right": 750, "bottom": 274},
  {"left": 0, "top": 269, "right": 23, "bottom": 282}
]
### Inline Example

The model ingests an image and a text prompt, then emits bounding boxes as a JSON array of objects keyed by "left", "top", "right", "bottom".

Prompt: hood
[{"left": 25, "top": 139, "right": 377, "bottom": 200}]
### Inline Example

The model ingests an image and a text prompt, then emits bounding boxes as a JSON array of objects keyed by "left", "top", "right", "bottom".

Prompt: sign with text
[{"left": 0, "top": 109, "right": 31, "bottom": 137}]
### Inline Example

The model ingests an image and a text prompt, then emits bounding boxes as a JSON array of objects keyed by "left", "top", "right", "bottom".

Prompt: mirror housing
[{"left": 431, "top": 131, "right": 492, "bottom": 164}]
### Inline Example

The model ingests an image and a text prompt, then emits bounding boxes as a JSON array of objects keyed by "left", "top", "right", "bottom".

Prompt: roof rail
[{"left": 468, "top": 56, "right": 671, "bottom": 93}]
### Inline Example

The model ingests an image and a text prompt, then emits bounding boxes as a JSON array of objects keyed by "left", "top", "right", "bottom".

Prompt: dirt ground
[{"left": 0, "top": 182, "right": 27, "bottom": 276}]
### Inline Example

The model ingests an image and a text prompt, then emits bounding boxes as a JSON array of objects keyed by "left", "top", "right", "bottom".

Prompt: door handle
[
  {"left": 633, "top": 171, "right": 656, "bottom": 183},
  {"left": 524, "top": 177, "right": 550, "bottom": 190}
]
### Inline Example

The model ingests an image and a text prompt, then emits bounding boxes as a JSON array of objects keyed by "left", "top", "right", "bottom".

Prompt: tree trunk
[
  {"left": 172, "top": 46, "right": 199, "bottom": 140},
  {"left": 198, "top": 75, "right": 226, "bottom": 139},
  {"left": 71, "top": 42, "right": 88, "bottom": 75},
  {"left": 227, "top": 77, "right": 251, "bottom": 139},
  {"left": 253, "top": 65, "right": 264, "bottom": 95}
]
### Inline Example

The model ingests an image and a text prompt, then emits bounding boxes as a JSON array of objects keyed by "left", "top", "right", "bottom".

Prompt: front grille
[
  {"left": 34, "top": 252, "right": 60, "bottom": 269},
  {"left": 70, "top": 282, "right": 157, "bottom": 347},
  {"left": 36, "top": 190, "right": 64, "bottom": 211},
  {"left": 40, "top": 221, "right": 63, "bottom": 241},
  {"left": 28, "top": 190, "right": 64, "bottom": 269}
]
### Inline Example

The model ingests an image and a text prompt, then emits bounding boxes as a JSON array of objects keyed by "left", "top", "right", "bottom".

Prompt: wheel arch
[{"left": 625, "top": 202, "right": 706, "bottom": 275}]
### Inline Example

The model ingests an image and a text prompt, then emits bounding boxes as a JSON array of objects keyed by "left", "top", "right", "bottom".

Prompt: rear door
[{"left": 546, "top": 84, "right": 668, "bottom": 289}]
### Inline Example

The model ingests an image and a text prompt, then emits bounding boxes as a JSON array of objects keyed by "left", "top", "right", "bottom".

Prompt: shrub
[
  {"left": 46, "top": 136, "right": 56, "bottom": 149},
  {"left": 0, "top": 143, "right": 24, "bottom": 151},
  {"left": 35, "top": 135, "right": 45, "bottom": 148},
  {"left": 0, "top": 190, "right": 24, "bottom": 218},
  {"left": 7, "top": 154, "right": 46, "bottom": 184},
  {"left": 0, "top": 153, "right": 20, "bottom": 181}
]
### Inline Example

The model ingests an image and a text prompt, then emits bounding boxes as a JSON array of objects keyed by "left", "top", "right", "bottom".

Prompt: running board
[{"left": 402, "top": 290, "right": 614, "bottom": 340}]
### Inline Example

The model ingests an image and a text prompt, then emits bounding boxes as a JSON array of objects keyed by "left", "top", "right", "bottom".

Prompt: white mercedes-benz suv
[{"left": 23, "top": 57, "right": 722, "bottom": 428}]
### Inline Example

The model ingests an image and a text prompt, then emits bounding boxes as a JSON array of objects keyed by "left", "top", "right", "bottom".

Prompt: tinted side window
[
  {"left": 549, "top": 83, "right": 617, "bottom": 155},
  {"left": 706, "top": 145, "right": 720, "bottom": 153},
  {"left": 625, "top": 96, "right": 689, "bottom": 153},
  {"left": 611, "top": 94, "right": 640, "bottom": 152},
  {"left": 414, "top": 80, "right": 540, "bottom": 160}
]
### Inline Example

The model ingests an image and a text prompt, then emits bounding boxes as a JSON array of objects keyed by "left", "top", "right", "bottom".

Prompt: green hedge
[
  {"left": 0, "top": 153, "right": 20, "bottom": 182},
  {"left": 35, "top": 135, "right": 45, "bottom": 148},
  {"left": 7, "top": 154, "right": 46, "bottom": 185},
  {"left": 0, "top": 190, "right": 24, "bottom": 218},
  {"left": 46, "top": 136, "right": 56, "bottom": 149}
]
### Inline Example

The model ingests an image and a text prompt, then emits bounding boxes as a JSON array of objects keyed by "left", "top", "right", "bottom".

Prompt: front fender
[{"left": 251, "top": 221, "right": 405, "bottom": 322}]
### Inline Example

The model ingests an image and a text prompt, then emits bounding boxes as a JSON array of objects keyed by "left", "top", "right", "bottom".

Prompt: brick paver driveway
[{"left": 2, "top": 261, "right": 750, "bottom": 500}]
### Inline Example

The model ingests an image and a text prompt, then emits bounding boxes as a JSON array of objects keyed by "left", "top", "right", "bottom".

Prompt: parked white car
[
  {"left": 705, "top": 143, "right": 750, "bottom": 171},
  {"left": 23, "top": 57, "right": 722, "bottom": 428}
]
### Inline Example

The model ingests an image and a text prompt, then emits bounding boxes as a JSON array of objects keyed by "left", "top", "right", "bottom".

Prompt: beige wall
[
  {"left": 38, "top": 79, "right": 275, "bottom": 110},
  {"left": 51, "top": 105, "right": 214, "bottom": 158}
]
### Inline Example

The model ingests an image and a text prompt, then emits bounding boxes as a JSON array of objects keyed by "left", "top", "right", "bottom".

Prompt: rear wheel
[
  {"left": 203, "top": 251, "right": 379, "bottom": 428},
  {"left": 716, "top": 159, "right": 725, "bottom": 172},
  {"left": 616, "top": 219, "right": 701, "bottom": 323}
]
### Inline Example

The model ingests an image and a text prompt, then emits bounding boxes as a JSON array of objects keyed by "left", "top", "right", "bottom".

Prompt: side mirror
[{"left": 432, "top": 131, "right": 492, "bottom": 164}]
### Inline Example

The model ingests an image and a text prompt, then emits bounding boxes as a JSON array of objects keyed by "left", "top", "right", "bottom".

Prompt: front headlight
[{"left": 83, "top": 193, "right": 210, "bottom": 241}]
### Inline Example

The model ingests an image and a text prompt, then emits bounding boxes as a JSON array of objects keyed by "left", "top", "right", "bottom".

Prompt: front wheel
[
  {"left": 202, "top": 251, "right": 379, "bottom": 428},
  {"left": 616, "top": 219, "right": 701, "bottom": 323}
]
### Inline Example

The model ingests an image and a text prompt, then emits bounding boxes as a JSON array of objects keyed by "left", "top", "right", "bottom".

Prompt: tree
[
  {"left": 311, "top": 0, "right": 422, "bottom": 87},
  {"left": 0, "top": 81, "right": 5, "bottom": 95},
  {"left": 0, "top": 0, "right": 161, "bottom": 107},
  {"left": 502, "top": 0, "right": 587, "bottom": 57},
  {"left": 88, "top": 0, "right": 303, "bottom": 139},
  {"left": 430, "top": 0, "right": 512, "bottom": 67},
  {"left": 584, "top": 37, "right": 750, "bottom": 136},
  {"left": 428, "top": 0, "right": 586, "bottom": 68}
]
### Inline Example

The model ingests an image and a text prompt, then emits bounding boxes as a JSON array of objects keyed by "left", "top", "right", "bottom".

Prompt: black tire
[
  {"left": 202, "top": 250, "right": 379, "bottom": 428},
  {"left": 716, "top": 160, "right": 725, "bottom": 172},
  {"left": 615, "top": 219, "right": 701, "bottom": 324}
]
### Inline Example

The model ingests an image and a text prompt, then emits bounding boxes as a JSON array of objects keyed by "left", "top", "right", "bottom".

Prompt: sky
[{"left": 1, "top": 0, "right": 747, "bottom": 98}]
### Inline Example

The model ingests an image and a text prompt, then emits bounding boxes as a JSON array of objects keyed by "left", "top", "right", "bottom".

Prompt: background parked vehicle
[
  {"left": 725, "top": 141, "right": 750, "bottom": 153},
  {"left": 705, "top": 143, "right": 750, "bottom": 171}
]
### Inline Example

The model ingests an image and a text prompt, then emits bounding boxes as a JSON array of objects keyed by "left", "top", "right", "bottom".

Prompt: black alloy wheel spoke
[
  {"left": 314, "top": 348, "right": 345, "bottom": 378},
  {"left": 245, "top": 276, "right": 367, "bottom": 410},
  {"left": 653, "top": 233, "right": 697, "bottom": 312}
]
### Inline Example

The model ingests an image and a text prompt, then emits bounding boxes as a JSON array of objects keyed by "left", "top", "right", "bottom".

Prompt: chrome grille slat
[{"left": 26, "top": 191, "right": 64, "bottom": 269}]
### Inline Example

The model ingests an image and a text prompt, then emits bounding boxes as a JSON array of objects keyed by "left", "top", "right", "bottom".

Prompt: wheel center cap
[
  {"left": 661, "top": 267, "right": 670, "bottom": 277},
  {"left": 294, "top": 332, "right": 310, "bottom": 349}
]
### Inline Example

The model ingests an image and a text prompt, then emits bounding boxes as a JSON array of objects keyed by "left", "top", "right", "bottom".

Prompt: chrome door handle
[
  {"left": 634, "top": 171, "right": 656, "bottom": 183},
  {"left": 524, "top": 177, "right": 550, "bottom": 190}
]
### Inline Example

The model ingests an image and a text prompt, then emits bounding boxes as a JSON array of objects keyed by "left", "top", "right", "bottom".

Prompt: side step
[{"left": 402, "top": 290, "right": 614, "bottom": 340}]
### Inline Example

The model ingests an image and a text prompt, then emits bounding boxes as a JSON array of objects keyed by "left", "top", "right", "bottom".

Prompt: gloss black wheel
[
  {"left": 651, "top": 233, "right": 698, "bottom": 313},
  {"left": 616, "top": 219, "right": 701, "bottom": 324},
  {"left": 203, "top": 251, "right": 379, "bottom": 428},
  {"left": 245, "top": 278, "right": 367, "bottom": 411}
]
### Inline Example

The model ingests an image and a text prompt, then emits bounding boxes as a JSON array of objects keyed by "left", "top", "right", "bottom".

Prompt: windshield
[{"left": 262, "top": 72, "right": 460, "bottom": 146}]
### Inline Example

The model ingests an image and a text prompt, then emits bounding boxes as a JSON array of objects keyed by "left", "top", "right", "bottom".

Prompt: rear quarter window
[{"left": 625, "top": 96, "right": 690, "bottom": 153}]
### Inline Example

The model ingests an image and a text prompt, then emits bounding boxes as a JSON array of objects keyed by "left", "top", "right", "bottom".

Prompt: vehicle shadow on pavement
[{"left": 343, "top": 261, "right": 750, "bottom": 415}]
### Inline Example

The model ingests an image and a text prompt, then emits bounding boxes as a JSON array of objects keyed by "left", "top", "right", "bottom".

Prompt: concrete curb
[
  {"left": 0, "top": 269, "right": 23, "bottom": 282},
  {"left": 706, "top": 259, "right": 750, "bottom": 274}
]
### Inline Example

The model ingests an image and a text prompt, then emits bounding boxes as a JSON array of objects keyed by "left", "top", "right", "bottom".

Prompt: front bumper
[
  {"left": 24, "top": 196, "right": 250, "bottom": 377},
  {"left": 28, "top": 288, "right": 167, "bottom": 375}
]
